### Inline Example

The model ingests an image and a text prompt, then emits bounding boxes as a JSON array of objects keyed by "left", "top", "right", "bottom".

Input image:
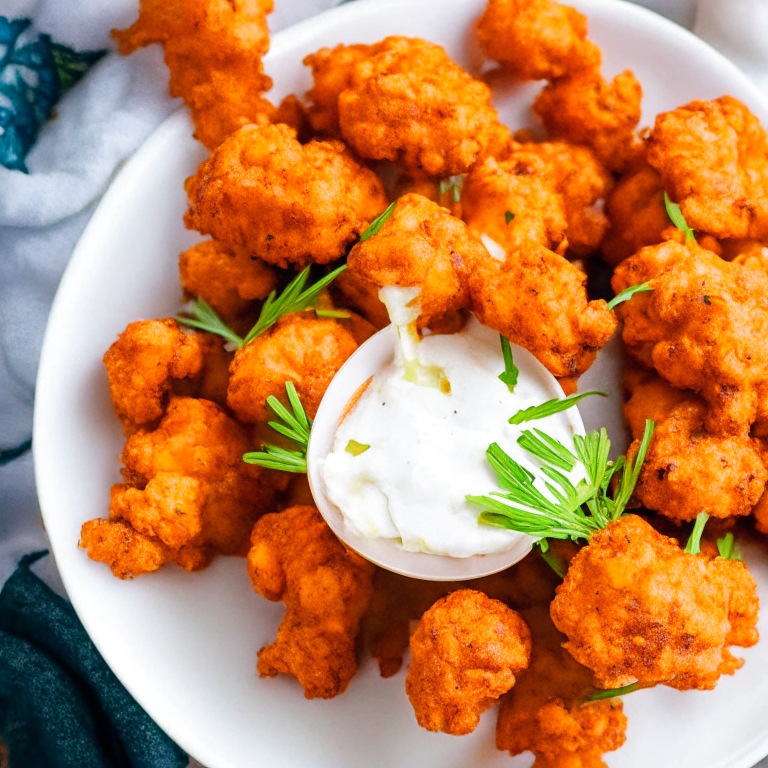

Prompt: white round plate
[{"left": 33, "top": 1, "right": 768, "bottom": 767}]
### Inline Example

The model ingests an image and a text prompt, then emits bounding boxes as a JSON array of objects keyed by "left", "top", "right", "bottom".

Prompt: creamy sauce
[{"left": 320, "top": 319, "right": 583, "bottom": 558}]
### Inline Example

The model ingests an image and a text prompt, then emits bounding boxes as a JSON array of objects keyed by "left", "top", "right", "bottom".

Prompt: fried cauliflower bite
[
  {"left": 331, "top": 269, "right": 391, "bottom": 329},
  {"left": 496, "top": 604, "right": 627, "bottom": 768},
  {"left": 469, "top": 243, "right": 617, "bottom": 378},
  {"left": 462, "top": 154, "right": 567, "bottom": 254},
  {"left": 630, "top": 400, "right": 768, "bottom": 523},
  {"left": 601, "top": 159, "right": 669, "bottom": 266},
  {"left": 550, "top": 514, "right": 759, "bottom": 691},
  {"left": 476, "top": 0, "right": 601, "bottom": 81},
  {"left": 247, "top": 506, "right": 375, "bottom": 699},
  {"left": 120, "top": 397, "right": 276, "bottom": 557},
  {"left": 405, "top": 590, "right": 531, "bottom": 736},
  {"left": 533, "top": 69, "right": 643, "bottom": 173},
  {"left": 646, "top": 96, "right": 768, "bottom": 241},
  {"left": 184, "top": 122, "right": 388, "bottom": 269},
  {"left": 103, "top": 319, "right": 204, "bottom": 434},
  {"left": 227, "top": 313, "right": 359, "bottom": 424},
  {"left": 113, "top": 0, "right": 274, "bottom": 150},
  {"left": 337, "top": 37, "right": 509, "bottom": 178},
  {"left": 347, "top": 193, "right": 488, "bottom": 328},
  {"left": 179, "top": 239, "right": 277, "bottom": 321},
  {"left": 613, "top": 238, "right": 768, "bottom": 436}
]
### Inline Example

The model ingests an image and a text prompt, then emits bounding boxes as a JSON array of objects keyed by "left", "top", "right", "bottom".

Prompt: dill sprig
[
  {"left": 176, "top": 298, "right": 244, "bottom": 348},
  {"left": 664, "top": 191, "right": 696, "bottom": 243},
  {"left": 587, "top": 682, "right": 641, "bottom": 702},
  {"left": 498, "top": 335, "right": 519, "bottom": 392},
  {"left": 468, "top": 420, "right": 655, "bottom": 542},
  {"left": 359, "top": 201, "right": 396, "bottom": 242},
  {"left": 684, "top": 512, "right": 710, "bottom": 554},
  {"left": 717, "top": 532, "right": 743, "bottom": 561},
  {"left": 243, "top": 382, "right": 311, "bottom": 473},
  {"left": 509, "top": 391, "right": 608, "bottom": 425},
  {"left": 537, "top": 539, "right": 568, "bottom": 578},
  {"left": 607, "top": 282, "right": 653, "bottom": 311}
]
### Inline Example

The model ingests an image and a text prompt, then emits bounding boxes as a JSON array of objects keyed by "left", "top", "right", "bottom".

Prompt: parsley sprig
[
  {"left": 664, "top": 191, "right": 696, "bottom": 243},
  {"left": 508, "top": 391, "right": 608, "bottom": 425},
  {"left": 243, "top": 382, "right": 311, "bottom": 473},
  {"left": 468, "top": 420, "right": 655, "bottom": 542}
]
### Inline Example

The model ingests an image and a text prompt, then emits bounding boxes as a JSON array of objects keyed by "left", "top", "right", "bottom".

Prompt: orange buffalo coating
[
  {"left": 613, "top": 237, "right": 768, "bottom": 436},
  {"left": 336, "top": 37, "right": 509, "bottom": 177},
  {"left": 113, "top": 0, "right": 274, "bottom": 150},
  {"left": 496, "top": 602, "right": 627, "bottom": 768},
  {"left": 476, "top": 0, "right": 600, "bottom": 81},
  {"left": 103, "top": 318, "right": 204, "bottom": 434},
  {"left": 247, "top": 506, "right": 375, "bottom": 699},
  {"left": 184, "top": 122, "right": 388, "bottom": 269},
  {"left": 347, "top": 193, "right": 487, "bottom": 328},
  {"left": 331, "top": 269, "right": 391, "bottom": 329},
  {"left": 646, "top": 96, "right": 768, "bottom": 241},
  {"left": 469, "top": 243, "right": 617, "bottom": 379},
  {"left": 550, "top": 514, "right": 760, "bottom": 691},
  {"left": 534, "top": 69, "right": 643, "bottom": 173},
  {"left": 81, "top": 397, "right": 279, "bottom": 577},
  {"left": 179, "top": 239, "right": 277, "bottom": 321},
  {"left": 227, "top": 313, "right": 359, "bottom": 424},
  {"left": 406, "top": 590, "right": 531, "bottom": 736}
]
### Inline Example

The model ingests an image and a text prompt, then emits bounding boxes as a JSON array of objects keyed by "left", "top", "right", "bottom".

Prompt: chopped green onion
[
  {"left": 509, "top": 391, "right": 608, "bottom": 425},
  {"left": 345, "top": 440, "right": 370, "bottom": 456},
  {"left": 664, "top": 191, "right": 695, "bottom": 243},
  {"left": 359, "top": 201, "right": 397, "bottom": 242},
  {"left": 684, "top": 512, "right": 710, "bottom": 554},
  {"left": 315, "top": 308, "right": 352, "bottom": 319},
  {"left": 717, "top": 532, "right": 743, "bottom": 561},
  {"left": 607, "top": 282, "right": 653, "bottom": 311},
  {"left": 498, "top": 335, "right": 519, "bottom": 392}
]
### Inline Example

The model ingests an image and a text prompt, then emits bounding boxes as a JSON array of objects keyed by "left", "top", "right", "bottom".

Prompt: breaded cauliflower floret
[
  {"left": 179, "top": 239, "right": 277, "bottom": 320},
  {"left": 476, "top": 0, "right": 601, "bottom": 81},
  {"left": 331, "top": 269, "right": 391, "bottom": 329},
  {"left": 463, "top": 154, "right": 567, "bottom": 253},
  {"left": 613, "top": 238, "right": 768, "bottom": 436},
  {"left": 550, "top": 515, "right": 759, "bottom": 691},
  {"left": 347, "top": 193, "right": 487, "bottom": 328},
  {"left": 247, "top": 506, "right": 375, "bottom": 699},
  {"left": 534, "top": 69, "right": 643, "bottom": 172},
  {"left": 113, "top": 0, "right": 274, "bottom": 149},
  {"left": 103, "top": 319, "right": 204, "bottom": 434},
  {"left": 469, "top": 243, "right": 617, "bottom": 378},
  {"left": 227, "top": 313, "right": 359, "bottom": 423},
  {"left": 184, "top": 122, "right": 388, "bottom": 269},
  {"left": 405, "top": 589, "right": 531, "bottom": 736},
  {"left": 646, "top": 96, "right": 768, "bottom": 240},
  {"left": 630, "top": 400, "right": 767, "bottom": 523},
  {"left": 337, "top": 37, "right": 509, "bottom": 177},
  {"left": 601, "top": 158, "right": 669, "bottom": 265}
]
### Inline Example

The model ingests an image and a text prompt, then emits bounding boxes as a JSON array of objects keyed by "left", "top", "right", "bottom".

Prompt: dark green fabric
[{"left": 0, "top": 552, "right": 187, "bottom": 768}]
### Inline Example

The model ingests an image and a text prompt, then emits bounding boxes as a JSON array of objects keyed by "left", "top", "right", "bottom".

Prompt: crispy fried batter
[
  {"left": 646, "top": 96, "right": 768, "bottom": 240},
  {"left": 469, "top": 243, "right": 617, "bottom": 378},
  {"left": 476, "top": 0, "right": 601, "bottom": 81},
  {"left": 103, "top": 319, "right": 204, "bottom": 434},
  {"left": 247, "top": 506, "right": 375, "bottom": 699},
  {"left": 347, "top": 193, "right": 486, "bottom": 328},
  {"left": 331, "top": 269, "right": 391, "bottom": 329},
  {"left": 227, "top": 313, "right": 359, "bottom": 423},
  {"left": 601, "top": 159, "right": 669, "bottom": 266},
  {"left": 179, "top": 239, "right": 277, "bottom": 320},
  {"left": 171, "top": 332, "right": 233, "bottom": 407},
  {"left": 533, "top": 69, "right": 643, "bottom": 172},
  {"left": 550, "top": 515, "right": 759, "bottom": 690},
  {"left": 184, "top": 122, "right": 388, "bottom": 269},
  {"left": 405, "top": 589, "right": 531, "bottom": 735},
  {"left": 613, "top": 238, "right": 768, "bottom": 435},
  {"left": 337, "top": 37, "right": 509, "bottom": 177},
  {"left": 113, "top": 0, "right": 274, "bottom": 149}
]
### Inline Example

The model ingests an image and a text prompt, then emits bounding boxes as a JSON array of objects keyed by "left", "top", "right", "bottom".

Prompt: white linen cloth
[{"left": 0, "top": 1, "right": 767, "bottom": 765}]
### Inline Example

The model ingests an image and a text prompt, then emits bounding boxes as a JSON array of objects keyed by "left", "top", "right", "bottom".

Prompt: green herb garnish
[
  {"left": 538, "top": 538, "right": 568, "bottom": 578},
  {"left": 588, "top": 682, "right": 641, "bottom": 702},
  {"left": 717, "top": 532, "right": 743, "bottom": 561},
  {"left": 684, "top": 512, "right": 710, "bottom": 554},
  {"left": 345, "top": 439, "right": 370, "bottom": 456},
  {"left": 360, "top": 201, "right": 397, "bottom": 242},
  {"left": 439, "top": 175, "right": 464, "bottom": 203},
  {"left": 243, "top": 382, "right": 311, "bottom": 473},
  {"left": 468, "top": 420, "right": 654, "bottom": 542},
  {"left": 607, "top": 282, "right": 653, "bottom": 311},
  {"left": 176, "top": 298, "right": 244, "bottom": 348},
  {"left": 505, "top": 211, "right": 515, "bottom": 225},
  {"left": 509, "top": 391, "right": 608, "bottom": 425},
  {"left": 498, "top": 335, "right": 519, "bottom": 392},
  {"left": 664, "top": 191, "right": 695, "bottom": 243},
  {"left": 517, "top": 429, "right": 577, "bottom": 472},
  {"left": 316, "top": 308, "right": 352, "bottom": 319}
]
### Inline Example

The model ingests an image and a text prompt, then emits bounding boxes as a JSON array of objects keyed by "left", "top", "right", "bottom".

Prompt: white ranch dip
[{"left": 320, "top": 318, "right": 583, "bottom": 558}]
